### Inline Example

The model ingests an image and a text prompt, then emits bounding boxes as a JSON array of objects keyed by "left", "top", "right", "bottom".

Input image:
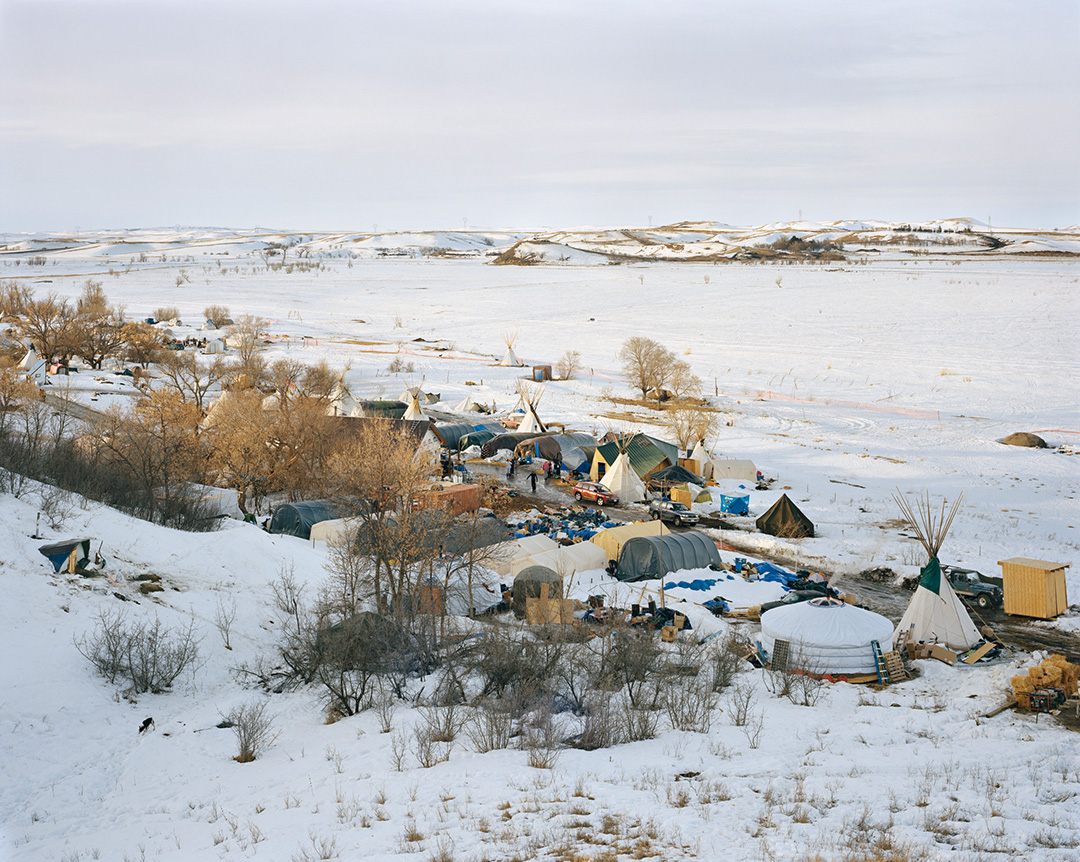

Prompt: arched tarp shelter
[
  {"left": 458, "top": 430, "right": 498, "bottom": 451},
  {"left": 616, "top": 532, "right": 719, "bottom": 582},
  {"left": 759, "top": 597, "right": 895, "bottom": 675},
  {"left": 354, "top": 400, "right": 407, "bottom": 419},
  {"left": 481, "top": 432, "right": 545, "bottom": 458},
  {"left": 432, "top": 423, "right": 475, "bottom": 450},
  {"left": 513, "top": 433, "right": 596, "bottom": 464},
  {"left": 269, "top": 500, "right": 354, "bottom": 539},
  {"left": 511, "top": 566, "right": 562, "bottom": 618},
  {"left": 756, "top": 494, "right": 815, "bottom": 539}
]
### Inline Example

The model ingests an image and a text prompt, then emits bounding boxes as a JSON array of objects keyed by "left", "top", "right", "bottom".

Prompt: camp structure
[
  {"left": 480, "top": 431, "right": 546, "bottom": 458},
  {"left": 892, "top": 491, "right": 981, "bottom": 652},
  {"left": 402, "top": 390, "right": 428, "bottom": 422},
  {"left": 511, "top": 565, "right": 561, "bottom": 618},
  {"left": 431, "top": 423, "right": 475, "bottom": 451},
  {"left": 591, "top": 433, "right": 677, "bottom": 484},
  {"left": 38, "top": 538, "right": 92, "bottom": 574},
  {"left": 759, "top": 597, "right": 895, "bottom": 676},
  {"left": 511, "top": 540, "right": 608, "bottom": 579},
  {"left": 590, "top": 519, "right": 670, "bottom": 563},
  {"left": 997, "top": 557, "right": 1070, "bottom": 619},
  {"left": 203, "top": 337, "right": 226, "bottom": 355},
  {"left": 497, "top": 331, "right": 525, "bottom": 367},
  {"left": 647, "top": 464, "right": 706, "bottom": 493},
  {"left": 327, "top": 377, "right": 358, "bottom": 417},
  {"left": 486, "top": 534, "right": 560, "bottom": 577},
  {"left": 399, "top": 386, "right": 440, "bottom": 406},
  {"left": 269, "top": 500, "right": 355, "bottom": 540},
  {"left": 704, "top": 459, "right": 758, "bottom": 482},
  {"left": 171, "top": 483, "right": 244, "bottom": 520},
  {"left": 756, "top": 494, "right": 814, "bottom": 539},
  {"left": 690, "top": 440, "right": 711, "bottom": 465},
  {"left": 353, "top": 400, "right": 408, "bottom": 419},
  {"left": 600, "top": 448, "right": 649, "bottom": 503},
  {"left": 513, "top": 432, "right": 596, "bottom": 466},
  {"left": 615, "top": 531, "right": 719, "bottom": 582},
  {"left": 17, "top": 345, "right": 47, "bottom": 386},
  {"left": 514, "top": 383, "right": 546, "bottom": 434},
  {"left": 453, "top": 394, "right": 484, "bottom": 413}
]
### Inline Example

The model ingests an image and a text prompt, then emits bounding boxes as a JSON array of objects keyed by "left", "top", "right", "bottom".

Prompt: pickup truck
[
  {"left": 647, "top": 499, "right": 699, "bottom": 527},
  {"left": 943, "top": 566, "right": 1003, "bottom": 610}
]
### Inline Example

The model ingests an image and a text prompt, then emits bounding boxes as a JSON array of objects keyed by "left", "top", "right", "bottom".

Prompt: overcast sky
[{"left": 2, "top": 0, "right": 1077, "bottom": 232}]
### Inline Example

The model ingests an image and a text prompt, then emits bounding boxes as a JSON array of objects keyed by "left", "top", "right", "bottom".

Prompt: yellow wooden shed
[{"left": 997, "top": 557, "right": 1070, "bottom": 619}]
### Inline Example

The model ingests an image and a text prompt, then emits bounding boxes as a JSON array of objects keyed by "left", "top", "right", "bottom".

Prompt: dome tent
[{"left": 759, "top": 597, "right": 894, "bottom": 675}]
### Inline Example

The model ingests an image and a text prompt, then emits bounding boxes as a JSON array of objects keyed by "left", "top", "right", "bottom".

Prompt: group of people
[{"left": 506, "top": 454, "right": 564, "bottom": 494}]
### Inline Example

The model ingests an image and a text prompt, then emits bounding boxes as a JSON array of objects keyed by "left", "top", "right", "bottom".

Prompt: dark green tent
[
  {"left": 616, "top": 532, "right": 720, "bottom": 582},
  {"left": 755, "top": 494, "right": 815, "bottom": 539}
]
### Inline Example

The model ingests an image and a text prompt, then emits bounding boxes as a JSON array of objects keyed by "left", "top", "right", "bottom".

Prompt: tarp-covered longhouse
[
  {"left": 513, "top": 433, "right": 597, "bottom": 464},
  {"left": 269, "top": 500, "right": 355, "bottom": 540},
  {"left": 616, "top": 532, "right": 720, "bottom": 582}
]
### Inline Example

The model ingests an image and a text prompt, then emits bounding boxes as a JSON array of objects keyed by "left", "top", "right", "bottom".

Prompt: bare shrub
[
  {"left": 375, "top": 694, "right": 396, "bottom": 733},
  {"left": 418, "top": 704, "right": 466, "bottom": 743},
  {"left": 599, "top": 630, "right": 662, "bottom": 707},
  {"left": 74, "top": 608, "right": 201, "bottom": 694},
  {"left": 467, "top": 703, "right": 514, "bottom": 753},
  {"left": 621, "top": 698, "right": 661, "bottom": 742},
  {"left": 386, "top": 356, "right": 414, "bottom": 374},
  {"left": 574, "top": 691, "right": 623, "bottom": 750},
  {"left": 726, "top": 680, "right": 756, "bottom": 727},
  {"left": 710, "top": 634, "right": 744, "bottom": 692},
  {"left": 741, "top": 708, "right": 765, "bottom": 749},
  {"left": 154, "top": 306, "right": 180, "bottom": 323},
  {"left": 203, "top": 305, "right": 231, "bottom": 327},
  {"left": 664, "top": 670, "right": 717, "bottom": 733},
  {"left": 226, "top": 699, "right": 278, "bottom": 762},
  {"left": 413, "top": 722, "right": 451, "bottom": 769},
  {"left": 521, "top": 702, "right": 560, "bottom": 769},
  {"left": 214, "top": 597, "right": 237, "bottom": 650}
]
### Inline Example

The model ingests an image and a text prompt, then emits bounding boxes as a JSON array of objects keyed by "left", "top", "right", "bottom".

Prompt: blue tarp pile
[
  {"left": 719, "top": 494, "right": 750, "bottom": 515},
  {"left": 510, "top": 507, "right": 613, "bottom": 541},
  {"left": 754, "top": 562, "right": 797, "bottom": 586}
]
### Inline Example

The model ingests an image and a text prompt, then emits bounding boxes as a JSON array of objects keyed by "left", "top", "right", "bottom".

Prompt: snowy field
[{"left": 2, "top": 230, "right": 1079, "bottom": 861}]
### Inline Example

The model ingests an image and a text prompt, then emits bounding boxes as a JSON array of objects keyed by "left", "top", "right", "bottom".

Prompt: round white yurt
[{"left": 758, "top": 597, "right": 894, "bottom": 676}]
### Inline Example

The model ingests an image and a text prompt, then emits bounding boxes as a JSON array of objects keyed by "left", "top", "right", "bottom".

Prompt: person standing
[{"left": 530, "top": 471, "right": 537, "bottom": 493}]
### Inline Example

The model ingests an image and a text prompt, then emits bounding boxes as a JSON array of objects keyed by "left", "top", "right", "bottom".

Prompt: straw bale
[{"left": 1011, "top": 675, "right": 1034, "bottom": 693}]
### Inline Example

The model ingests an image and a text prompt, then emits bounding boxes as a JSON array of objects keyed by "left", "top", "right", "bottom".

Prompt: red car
[{"left": 573, "top": 481, "right": 618, "bottom": 506}]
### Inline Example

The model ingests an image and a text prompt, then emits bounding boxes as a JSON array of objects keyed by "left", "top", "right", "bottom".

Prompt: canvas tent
[
  {"left": 615, "top": 532, "right": 720, "bottom": 582},
  {"left": 403, "top": 393, "right": 428, "bottom": 421},
  {"left": 399, "top": 386, "right": 439, "bottom": 405},
  {"left": 590, "top": 520, "right": 670, "bottom": 562},
  {"left": 486, "top": 534, "right": 560, "bottom": 577},
  {"left": 705, "top": 459, "right": 757, "bottom": 482},
  {"left": 514, "top": 433, "right": 596, "bottom": 464},
  {"left": 759, "top": 597, "right": 894, "bottom": 675},
  {"left": 453, "top": 395, "right": 484, "bottom": 413},
  {"left": 269, "top": 500, "right": 354, "bottom": 539},
  {"left": 600, "top": 451, "right": 649, "bottom": 503},
  {"left": 511, "top": 540, "right": 608, "bottom": 579},
  {"left": 690, "top": 440, "right": 711, "bottom": 465},
  {"left": 38, "top": 538, "right": 92, "bottom": 573},
  {"left": 327, "top": 380, "right": 358, "bottom": 417},
  {"left": 756, "top": 494, "right": 815, "bottom": 538},
  {"left": 894, "top": 557, "right": 982, "bottom": 652}
]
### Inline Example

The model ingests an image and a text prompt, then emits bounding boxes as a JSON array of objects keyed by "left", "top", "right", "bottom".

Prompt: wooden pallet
[{"left": 883, "top": 650, "right": 907, "bottom": 681}]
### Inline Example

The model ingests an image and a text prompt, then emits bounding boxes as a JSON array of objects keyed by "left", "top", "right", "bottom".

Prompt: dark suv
[
  {"left": 572, "top": 481, "right": 618, "bottom": 506},
  {"left": 648, "top": 499, "right": 699, "bottom": 526},
  {"left": 942, "top": 566, "right": 1003, "bottom": 610}
]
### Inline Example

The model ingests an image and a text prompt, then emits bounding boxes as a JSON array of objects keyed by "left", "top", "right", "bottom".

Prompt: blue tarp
[
  {"left": 719, "top": 494, "right": 750, "bottom": 515},
  {"left": 754, "top": 562, "right": 797, "bottom": 586}
]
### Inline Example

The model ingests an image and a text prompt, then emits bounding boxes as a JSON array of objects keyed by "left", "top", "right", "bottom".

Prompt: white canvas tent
[
  {"left": 453, "top": 395, "right": 482, "bottom": 413},
  {"left": 512, "top": 540, "right": 608, "bottom": 579},
  {"left": 310, "top": 517, "right": 364, "bottom": 546},
  {"left": 690, "top": 440, "right": 711, "bottom": 465},
  {"left": 18, "top": 346, "right": 39, "bottom": 370},
  {"left": 515, "top": 383, "right": 546, "bottom": 434},
  {"left": 203, "top": 338, "right": 226, "bottom": 355},
  {"left": 486, "top": 534, "right": 559, "bottom": 577},
  {"left": 760, "top": 597, "right": 895, "bottom": 675},
  {"left": 706, "top": 459, "right": 757, "bottom": 481},
  {"left": 599, "top": 451, "right": 648, "bottom": 503},
  {"left": 498, "top": 332, "right": 525, "bottom": 367}
]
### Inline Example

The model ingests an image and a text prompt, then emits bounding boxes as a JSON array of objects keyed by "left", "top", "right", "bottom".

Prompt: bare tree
[
  {"left": 618, "top": 336, "right": 675, "bottom": 402},
  {"left": 229, "top": 315, "right": 267, "bottom": 365},
  {"left": 13, "top": 292, "right": 78, "bottom": 363},
  {"left": 206, "top": 388, "right": 277, "bottom": 514},
  {"left": 120, "top": 321, "right": 165, "bottom": 366},
  {"left": 667, "top": 358, "right": 702, "bottom": 402},
  {"left": 203, "top": 305, "right": 231, "bottom": 328},
  {"left": 158, "top": 351, "right": 230, "bottom": 413},
  {"left": 557, "top": 350, "right": 582, "bottom": 381},
  {"left": 665, "top": 405, "right": 718, "bottom": 452}
]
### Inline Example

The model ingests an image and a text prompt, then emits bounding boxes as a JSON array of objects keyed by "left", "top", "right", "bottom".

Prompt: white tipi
[
  {"left": 327, "top": 378, "right": 357, "bottom": 417},
  {"left": 498, "top": 332, "right": 525, "bottom": 367},
  {"left": 516, "top": 383, "right": 546, "bottom": 434},
  {"left": 453, "top": 394, "right": 481, "bottom": 413},
  {"left": 690, "top": 439, "right": 711, "bottom": 465},
  {"left": 403, "top": 391, "right": 428, "bottom": 421},
  {"left": 600, "top": 437, "right": 648, "bottom": 503},
  {"left": 892, "top": 492, "right": 981, "bottom": 652}
]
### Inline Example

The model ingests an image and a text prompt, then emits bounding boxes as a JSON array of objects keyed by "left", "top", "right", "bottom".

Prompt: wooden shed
[
  {"left": 532, "top": 365, "right": 553, "bottom": 382},
  {"left": 998, "top": 557, "right": 1070, "bottom": 619},
  {"left": 413, "top": 483, "right": 481, "bottom": 518}
]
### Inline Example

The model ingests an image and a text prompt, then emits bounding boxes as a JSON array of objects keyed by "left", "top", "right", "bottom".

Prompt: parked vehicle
[
  {"left": 572, "top": 481, "right": 618, "bottom": 506},
  {"left": 942, "top": 566, "right": 1003, "bottom": 610},
  {"left": 647, "top": 499, "right": 699, "bottom": 526},
  {"left": 759, "top": 589, "right": 830, "bottom": 616}
]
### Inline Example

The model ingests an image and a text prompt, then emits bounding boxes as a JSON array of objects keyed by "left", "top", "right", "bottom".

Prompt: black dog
[{"left": 138, "top": 717, "right": 155, "bottom": 734}]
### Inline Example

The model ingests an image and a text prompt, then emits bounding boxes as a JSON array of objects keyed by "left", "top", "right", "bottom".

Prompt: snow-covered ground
[{"left": 2, "top": 229, "right": 1079, "bottom": 860}]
